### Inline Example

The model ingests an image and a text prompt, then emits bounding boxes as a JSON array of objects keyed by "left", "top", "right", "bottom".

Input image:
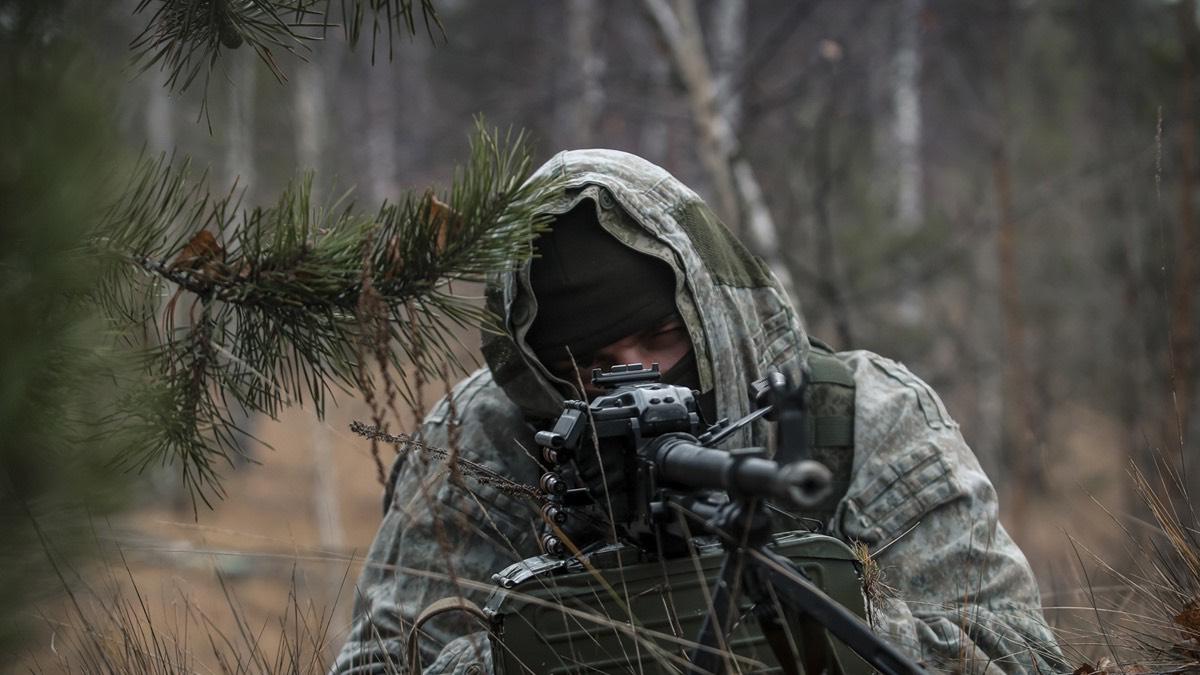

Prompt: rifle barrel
[{"left": 648, "top": 435, "right": 832, "bottom": 507}]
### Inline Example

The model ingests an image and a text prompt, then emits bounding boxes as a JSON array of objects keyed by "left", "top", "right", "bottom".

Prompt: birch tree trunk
[
  {"left": 366, "top": 58, "right": 399, "bottom": 204},
  {"left": 222, "top": 48, "right": 261, "bottom": 471},
  {"left": 294, "top": 58, "right": 325, "bottom": 178},
  {"left": 145, "top": 72, "right": 174, "bottom": 155},
  {"left": 1172, "top": 0, "right": 1199, "bottom": 459},
  {"left": 293, "top": 49, "right": 347, "bottom": 560},
  {"left": 711, "top": 0, "right": 745, "bottom": 133},
  {"left": 560, "top": 0, "right": 605, "bottom": 147},
  {"left": 224, "top": 48, "right": 257, "bottom": 201},
  {"left": 641, "top": 0, "right": 794, "bottom": 298},
  {"left": 893, "top": 0, "right": 924, "bottom": 233},
  {"left": 892, "top": 0, "right": 926, "bottom": 326},
  {"left": 144, "top": 71, "right": 185, "bottom": 508},
  {"left": 640, "top": 52, "right": 671, "bottom": 163},
  {"left": 397, "top": 35, "right": 432, "bottom": 177},
  {"left": 992, "top": 1, "right": 1041, "bottom": 527}
]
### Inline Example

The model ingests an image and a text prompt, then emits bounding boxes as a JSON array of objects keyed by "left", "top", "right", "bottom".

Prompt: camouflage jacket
[{"left": 331, "top": 150, "right": 1066, "bottom": 674}]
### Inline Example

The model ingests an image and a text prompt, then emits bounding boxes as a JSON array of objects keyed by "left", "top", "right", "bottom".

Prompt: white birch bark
[
  {"left": 143, "top": 71, "right": 187, "bottom": 507},
  {"left": 292, "top": 48, "right": 346, "bottom": 557},
  {"left": 311, "top": 418, "right": 346, "bottom": 554},
  {"left": 220, "top": 49, "right": 262, "bottom": 472},
  {"left": 224, "top": 48, "right": 257, "bottom": 201},
  {"left": 894, "top": 0, "right": 924, "bottom": 233},
  {"left": 892, "top": 0, "right": 925, "bottom": 326},
  {"left": 711, "top": 0, "right": 746, "bottom": 132},
  {"left": 145, "top": 72, "right": 175, "bottom": 155},
  {"left": 642, "top": 0, "right": 794, "bottom": 297},
  {"left": 560, "top": 0, "right": 605, "bottom": 146},
  {"left": 293, "top": 59, "right": 325, "bottom": 176},
  {"left": 640, "top": 52, "right": 671, "bottom": 162},
  {"left": 366, "top": 58, "right": 399, "bottom": 204}
]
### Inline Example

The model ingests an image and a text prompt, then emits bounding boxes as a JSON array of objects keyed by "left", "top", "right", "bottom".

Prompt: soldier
[{"left": 331, "top": 150, "right": 1065, "bottom": 674}]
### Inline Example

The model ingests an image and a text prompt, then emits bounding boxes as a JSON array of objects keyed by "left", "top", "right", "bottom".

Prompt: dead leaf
[
  {"left": 1176, "top": 598, "right": 1200, "bottom": 639},
  {"left": 427, "top": 195, "right": 463, "bottom": 255},
  {"left": 171, "top": 230, "right": 226, "bottom": 280},
  {"left": 1072, "top": 665, "right": 1095, "bottom": 675},
  {"left": 1089, "top": 657, "right": 1141, "bottom": 674}
]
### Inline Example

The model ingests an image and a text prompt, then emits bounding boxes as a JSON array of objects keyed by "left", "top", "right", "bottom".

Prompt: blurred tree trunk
[
  {"left": 294, "top": 50, "right": 347, "bottom": 558},
  {"left": 144, "top": 69, "right": 188, "bottom": 510},
  {"left": 892, "top": 0, "right": 926, "bottom": 327},
  {"left": 367, "top": 58, "right": 399, "bottom": 204},
  {"left": 397, "top": 35, "right": 432, "bottom": 177},
  {"left": 294, "top": 58, "right": 325, "bottom": 178},
  {"left": 559, "top": 0, "right": 605, "bottom": 146},
  {"left": 711, "top": 0, "right": 745, "bottom": 133},
  {"left": 1173, "top": 0, "right": 1199, "bottom": 462},
  {"left": 813, "top": 55, "right": 854, "bottom": 348},
  {"left": 223, "top": 48, "right": 261, "bottom": 472},
  {"left": 893, "top": 0, "right": 924, "bottom": 233},
  {"left": 640, "top": 52, "right": 670, "bottom": 162},
  {"left": 641, "top": 0, "right": 794, "bottom": 298},
  {"left": 225, "top": 48, "right": 257, "bottom": 201},
  {"left": 144, "top": 72, "right": 174, "bottom": 155},
  {"left": 992, "top": 1, "right": 1041, "bottom": 526}
]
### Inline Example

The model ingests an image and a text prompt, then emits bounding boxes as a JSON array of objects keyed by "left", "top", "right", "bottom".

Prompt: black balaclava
[
  {"left": 525, "top": 201, "right": 709, "bottom": 411},
  {"left": 526, "top": 201, "right": 678, "bottom": 365}
]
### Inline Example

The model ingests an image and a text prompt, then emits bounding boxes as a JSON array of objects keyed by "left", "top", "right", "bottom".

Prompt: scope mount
[{"left": 590, "top": 362, "right": 661, "bottom": 389}]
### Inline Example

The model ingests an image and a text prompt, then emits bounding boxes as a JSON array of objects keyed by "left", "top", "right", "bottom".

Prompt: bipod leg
[
  {"left": 686, "top": 550, "right": 740, "bottom": 675},
  {"left": 755, "top": 548, "right": 927, "bottom": 675},
  {"left": 753, "top": 577, "right": 808, "bottom": 675}
]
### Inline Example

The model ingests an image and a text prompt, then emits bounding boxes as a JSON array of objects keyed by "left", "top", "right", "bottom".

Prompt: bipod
[{"left": 678, "top": 497, "right": 927, "bottom": 675}]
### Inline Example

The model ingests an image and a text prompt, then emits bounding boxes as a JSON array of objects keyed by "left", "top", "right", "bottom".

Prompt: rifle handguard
[{"left": 647, "top": 434, "right": 833, "bottom": 507}]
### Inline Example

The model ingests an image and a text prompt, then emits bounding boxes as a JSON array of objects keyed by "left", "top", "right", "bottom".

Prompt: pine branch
[
  {"left": 93, "top": 124, "right": 556, "bottom": 509},
  {"left": 130, "top": 0, "right": 443, "bottom": 97}
]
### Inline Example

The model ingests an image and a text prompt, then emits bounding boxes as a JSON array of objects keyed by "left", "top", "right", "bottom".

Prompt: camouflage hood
[{"left": 482, "top": 149, "right": 811, "bottom": 449}]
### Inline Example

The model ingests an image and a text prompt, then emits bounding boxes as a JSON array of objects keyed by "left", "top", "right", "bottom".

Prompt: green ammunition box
[{"left": 485, "top": 532, "right": 872, "bottom": 675}]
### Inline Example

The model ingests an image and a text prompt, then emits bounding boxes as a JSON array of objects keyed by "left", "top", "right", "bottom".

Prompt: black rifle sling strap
[{"left": 800, "top": 339, "right": 857, "bottom": 529}]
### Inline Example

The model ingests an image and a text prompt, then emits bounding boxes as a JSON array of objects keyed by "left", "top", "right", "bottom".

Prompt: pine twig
[{"left": 348, "top": 421, "right": 545, "bottom": 504}]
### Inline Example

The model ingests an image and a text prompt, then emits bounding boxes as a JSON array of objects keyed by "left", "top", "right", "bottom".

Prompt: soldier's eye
[{"left": 651, "top": 317, "right": 685, "bottom": 337}]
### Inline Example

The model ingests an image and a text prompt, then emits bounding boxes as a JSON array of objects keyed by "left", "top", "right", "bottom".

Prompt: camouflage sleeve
[
  {"left": 330, "top": 369, "right": 542, "bottom": 675},
  {"left": 833, "top": 352, "right": 1067, "bottom": 674}
]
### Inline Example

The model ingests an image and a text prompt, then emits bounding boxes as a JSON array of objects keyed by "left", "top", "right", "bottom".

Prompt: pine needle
[
  {"left": 92, "top": 123, "right": 558, "bottom": 509},
  {"left": 130, "top": 0, "right": 443, "bottom": 101}
]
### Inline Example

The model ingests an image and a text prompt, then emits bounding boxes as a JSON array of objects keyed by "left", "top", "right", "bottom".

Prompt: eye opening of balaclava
[{"left": 525, "top": 200, "right": 701, "bottom": 394}]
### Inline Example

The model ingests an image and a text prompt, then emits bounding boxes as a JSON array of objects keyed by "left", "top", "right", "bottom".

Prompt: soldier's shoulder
[
  {"left": 422, "top": 367, "right": 522, "bottom": 429},
  {"left": 830, "top": 349, "right": 958, "bottom": 433},
  {"left": 387, "top": 367, "right": 539, "bottom": 514},
  {"left": 827, "top": 350, "right": 987, "bottom": 544}
]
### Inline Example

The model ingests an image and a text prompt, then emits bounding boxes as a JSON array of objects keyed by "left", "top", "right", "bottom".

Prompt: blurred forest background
[{"left": 6, "top": 0, "right": 1200, "bottom": 671}]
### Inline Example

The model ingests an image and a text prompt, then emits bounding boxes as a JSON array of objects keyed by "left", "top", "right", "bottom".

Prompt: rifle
[{"left": 483, "top": 363, "right": 926, "bottom": 675}]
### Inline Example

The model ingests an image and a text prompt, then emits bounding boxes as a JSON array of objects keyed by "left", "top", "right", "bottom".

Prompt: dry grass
[
  {"left": 25, "top": 555, "right": 347, "bottom": 675},
  {"left": 15, "top": 392, "right": 1200, "bottom": 675},
  {"left": 1050, "top": 456, "right": 1200, "bottom": 674}
]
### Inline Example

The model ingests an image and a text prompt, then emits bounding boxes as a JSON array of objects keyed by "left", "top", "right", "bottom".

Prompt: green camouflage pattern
[{"left": 331, "top": 150, "right": 1066, "bottom": 674}]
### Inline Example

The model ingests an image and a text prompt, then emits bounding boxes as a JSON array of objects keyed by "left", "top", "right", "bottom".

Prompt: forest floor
[{"left": 22, "top": 398, "right": 391, "bottom": 672}]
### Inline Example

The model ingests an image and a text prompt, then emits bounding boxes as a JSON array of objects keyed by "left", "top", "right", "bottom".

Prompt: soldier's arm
[
  {"left": 834, "top": 352, "right": 1066, "bottom": 674},
  {"left": 330, "top": 369, "right": 541, "bottom": 675}
]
